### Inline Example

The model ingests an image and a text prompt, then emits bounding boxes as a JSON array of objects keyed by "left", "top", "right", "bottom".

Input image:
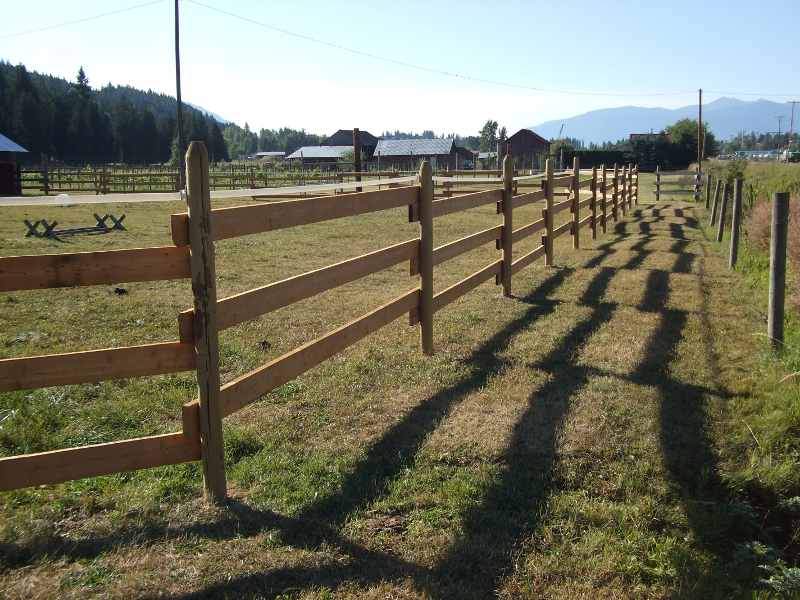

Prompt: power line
[
  {"left": 186, "top": 0, "right": 697, "bottom": 98},
  {"left": 705, "top": 89, "right": 800, "bottom": 98},
  {"left": 0, "top": 0, "right": 165, "bottom": 40}
]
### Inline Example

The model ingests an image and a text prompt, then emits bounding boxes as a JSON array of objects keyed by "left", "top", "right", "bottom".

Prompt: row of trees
[
  {"left": 0, "top": 62, "right": 228, "bottom": 164},
  {"left": 720, "top": 132, "right": 799, "bottom": 154},
  {"left": 550, "top": 119, "right": 718, "bottom": 169}
]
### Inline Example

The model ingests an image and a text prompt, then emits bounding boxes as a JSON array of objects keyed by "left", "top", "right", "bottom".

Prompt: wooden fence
[
  {"left": 654, "top": 165, "right": 702, "bottom": 201},
  {"left": 18, "top": 162, "right": 526, "bottom": 197},
  {"left": 0, "top": 141, "right": 638, "bottom": 502}
]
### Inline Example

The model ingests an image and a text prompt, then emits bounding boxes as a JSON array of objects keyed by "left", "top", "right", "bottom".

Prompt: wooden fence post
[
  {"left": 635, "top": 164, "right": 640, "bottom": 205},
  {"left": 591, "top": 165, "right": 598, "bottom": 240},
  {"left": 185, "top": 142, "right": 227, "bottom": 504},
  {"left": 709, "top": 179, "right": 721, "bottom": 226},
  {"left": 544, "top": 158, "right": 554, "bottom": 266},
  {"left": 655, "top": 165, "right": 660, "bottom": 202},
  {"left": 601, "top": 164, "right": 607, "bottom": 234},
  {"left": 693, "top": 168, "right": 700, "bottom": 202},
  {"left": 572, "top": 156, "right": 580, "bottom": 249},
  {"left": 729, "top": 177, "right": 743, "bottom": 269},
  {"left": 620, "top": 164, "right": 627, "bottom": 217},
  {"left": 769, "top": 192, "right": 790, "bottom": 348},
  {"left": 628, "top": 164, "right": 634, "bottom": 209},
  {"left": 353, "top": 128, "right": 362, "bottom": 193},
  {"left": 612, "top": 164, "right": 620, "bottom": 221},
  {"left": 501, "top": 153, "right": 514, "bottom": 296},
  {"left": 716, "top": 182, "right": 729, "bottom": 243},
  {"left": 705, "top": 173, "right": 712, "bottom": 209},
  {"left": 418, "top": 161, "right": 434, "bottom": 355}
]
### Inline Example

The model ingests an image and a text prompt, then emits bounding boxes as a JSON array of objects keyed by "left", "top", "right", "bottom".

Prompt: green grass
[{"left": 0, "top": 173, "right": 797, "bottom": 598}]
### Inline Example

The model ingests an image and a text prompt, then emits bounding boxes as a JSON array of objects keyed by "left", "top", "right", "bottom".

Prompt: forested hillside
[
  {"left": 0, "top": 61, "right": 228, "bottom": 164},
  {"left": 0, "top": 61, "right": 334, "bottom": 165}
]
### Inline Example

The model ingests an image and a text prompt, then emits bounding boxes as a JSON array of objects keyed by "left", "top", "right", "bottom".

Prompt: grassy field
[{"left": 0, "top": 173, "right": 797, "bottom": 598}]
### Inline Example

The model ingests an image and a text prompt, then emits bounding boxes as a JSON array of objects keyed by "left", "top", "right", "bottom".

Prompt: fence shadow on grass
[
  {"left": 2, "top": 199, "right": 746, "bottom": 598},
  {"left": 630, "top": 203, "right": 750, "bottom": 596}
]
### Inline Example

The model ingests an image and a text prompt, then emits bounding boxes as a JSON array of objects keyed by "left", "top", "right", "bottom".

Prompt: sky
[{"left": 2, "top": 0, "right": 799, "bottom": 137}]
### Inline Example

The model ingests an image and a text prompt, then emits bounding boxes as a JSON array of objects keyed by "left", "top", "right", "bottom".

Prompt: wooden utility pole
[
  {"left": 175, "top": 0, "right": 187, "bottom": 191},
  {"left": 697, "top": 88, "right": 703, "bottom": 174},
  {"left": 353, "top": 128, "right": 362, "bottom": 192}
]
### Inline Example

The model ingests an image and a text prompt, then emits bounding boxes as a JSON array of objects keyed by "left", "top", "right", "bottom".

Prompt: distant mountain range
[{"left": 530, "top": 97, "right": 795, "bottom": 144}]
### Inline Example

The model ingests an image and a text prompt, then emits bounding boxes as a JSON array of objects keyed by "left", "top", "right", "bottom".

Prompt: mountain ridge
[{"left": 530, "top": 97, "right": 793, "bottom": 144}]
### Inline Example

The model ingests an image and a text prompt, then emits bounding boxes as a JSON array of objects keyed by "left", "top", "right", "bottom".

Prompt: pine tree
[{"left": 75, "top": 67, "right": 91, "bottom": 99}]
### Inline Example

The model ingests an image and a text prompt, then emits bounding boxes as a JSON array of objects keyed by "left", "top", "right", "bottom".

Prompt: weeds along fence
[{"left": 0, "top": 141, "right": 638, "bottom": 502}]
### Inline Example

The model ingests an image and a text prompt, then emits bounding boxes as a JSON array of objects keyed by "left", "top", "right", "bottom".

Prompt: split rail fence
[{"left": 0, "top": 141, "right": 638, "bottom": 502}]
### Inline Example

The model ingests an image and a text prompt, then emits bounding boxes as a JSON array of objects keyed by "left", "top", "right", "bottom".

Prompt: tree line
[{"left": 0, "top": 62, "right": 229, "bottom": 165}]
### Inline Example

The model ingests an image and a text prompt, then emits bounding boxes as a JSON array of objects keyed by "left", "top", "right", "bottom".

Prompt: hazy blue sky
[{"left": 3, "top": 0, "right": 799, "bottom": 136}]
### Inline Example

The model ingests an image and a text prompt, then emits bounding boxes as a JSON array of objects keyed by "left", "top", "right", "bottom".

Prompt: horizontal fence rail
[{"left": 0, "top": 141, "right": 639, "bottom": 502}]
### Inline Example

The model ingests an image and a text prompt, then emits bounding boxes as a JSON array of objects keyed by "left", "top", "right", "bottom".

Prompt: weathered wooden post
[
  {"left": 705, "top": 173, "right": 712, "bottom": 209},
  {"left": 501, "top": 153, "right": 514, "bottom": 296},
  {"left": 601, "top": 164, "right": 608, "bottom": 234},
  {"left": 768, "top": 192, "right": 790, "bottom": 348},
  {"left": 185, "top": 141, "right": 226, "bottom": 504},
  {"left": 729, "top": 177, "right": 743, "bottom": 269},
  {"left": 716, "top": 182, "right": 729, "bottom": 243},
  {"left": 655, "top": 165, "right": 661, "bottom": 202},
  {"left": 709, "top": 179, "right": 721, "bottom": 226},
  {"left": 544, "top": 158, "right": 554, "bottom": 266},
  {"left": 41, "top": 153, "right": 49, "bottom": 196},
  {"left": 620, "top": 164, "right": 628, "bottom": 216},
  {"left": 572, "top": 156, "right": 580, "bottom": 249},
  {"left": 634, "top": 164, "right": 639, "bottom": 205},
  {"left": 612, "top": 164, "right": 620, "bottom": 221},
  {"left": 418, "top": 161, "right": 434, "bottom": 355},
  {"left": 353, "top": 128, "right": 362, "bottom": 193},
  {"left": 591, "top": 165, "right": 598, "bottom": 240}
]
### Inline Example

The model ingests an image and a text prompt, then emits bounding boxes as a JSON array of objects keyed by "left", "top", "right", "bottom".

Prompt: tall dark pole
[
  {"left": 175, "top": 0, "right": 186, "bottom": 190},
  {"left": 697, "top": 88, "right": 703, "bottom": 173}
]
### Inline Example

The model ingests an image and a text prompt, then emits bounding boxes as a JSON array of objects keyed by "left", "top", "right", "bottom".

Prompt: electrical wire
[
  {"left": 186, "top": 0, "right": 697, "bottom": 98},
  {"left": 0, "top": 0, "right": 165, "bottom": 40}
]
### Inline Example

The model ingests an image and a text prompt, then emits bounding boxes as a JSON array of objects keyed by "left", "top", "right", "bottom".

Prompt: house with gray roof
[{"left": 373, "top": 138, "right": 467, "bottom": 170}]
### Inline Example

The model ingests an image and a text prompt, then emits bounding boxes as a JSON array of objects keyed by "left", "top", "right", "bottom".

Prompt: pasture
[{"left": 0, "top": 172, "right": 787, "bottom": 598}]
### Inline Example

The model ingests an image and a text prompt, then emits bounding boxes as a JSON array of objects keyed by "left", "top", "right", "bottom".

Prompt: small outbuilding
[
  {"left": 0, "top": 133, "right": 28, "bottom": 196},
  {"left": 253, "top": 151, "right": 285, "bottom": 161},
  {"left": 286, "top": 145, "right": 352, "bottom": 167},
  {"left": 505, "top": 129, "right": 550, "bottom": 170}
]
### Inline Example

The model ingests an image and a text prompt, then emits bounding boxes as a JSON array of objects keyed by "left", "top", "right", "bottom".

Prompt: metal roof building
[
  {"left": 0, "top": 133, "right": 28, "bottom": 154},
  {"left": 373, "top": 138, "right": 470, "bottom": 169},
  {"left": 286, "top": 146, "right": 352, "bottom": 161},
  {"left": 374, "top": 138, "right": 454, "bottom": 157}
]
